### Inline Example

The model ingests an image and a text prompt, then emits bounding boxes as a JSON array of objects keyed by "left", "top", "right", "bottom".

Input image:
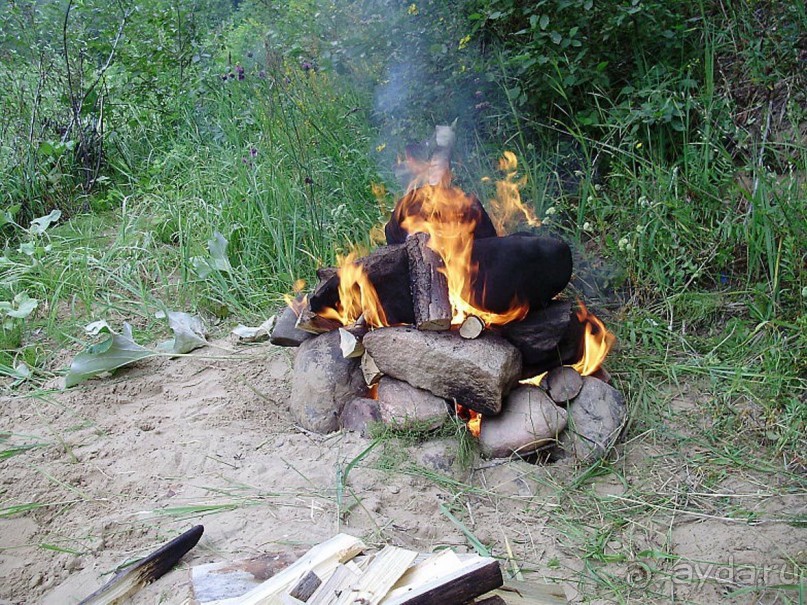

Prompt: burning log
[
  {"left": 307, "top": 245, "right": 415, "bottom": 327},
  {"left": 498, "top": 300, "right": 572, "bottom": 365},
  {"left": 458, "top": 315, "right": 485, "bottom": 340},
  {"left": 406, "top": 232, "right": 452, "bottom": 331},
  {"left": 471, "top": 234, "right": 572, "bottom": 314}
]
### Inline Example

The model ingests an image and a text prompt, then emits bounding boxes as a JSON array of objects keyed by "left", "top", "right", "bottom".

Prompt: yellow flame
[
  {"left": 490, "top": 151, "right": 541, "bottom": 234},
  {"left": 316, "top": 252, "right": 388, "bottom": 328},
  {"left": 571, "top": 302, "right": 615, "bottom": 376}
]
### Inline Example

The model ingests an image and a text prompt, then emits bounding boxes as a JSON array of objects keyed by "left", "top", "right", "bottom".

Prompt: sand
[{"left": 0, "top": 339, "right": 803, "bottom": 604}]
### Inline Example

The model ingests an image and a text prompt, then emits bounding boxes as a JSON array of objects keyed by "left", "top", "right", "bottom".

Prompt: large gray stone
[
  {"left": 553, "top": 376, "right": 626, "bottom": 461},
  {"left": 363, "top": 327, "right": 522, "bottom": 415},
  {"left": 290, "top": 331, "right": 367, "bottom": 433},
  {"left": 377, "top": 377, "right": 449, "bottom": 430},
  {"left": 479, "top": 386, "right": 568, "bottom": 459},
  {"left": 270, "top": 305, "right": 313, "bottom": 347}
]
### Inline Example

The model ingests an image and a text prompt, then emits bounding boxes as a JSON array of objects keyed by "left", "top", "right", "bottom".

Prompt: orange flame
[
  {"left": 490, "top": 152, "right": 542, "bottom": 234},
  {"left": 519, "top": 302, "right": 614, "bottom": 386},
  {"left": 571, "top": 302, "right": 615, "bottom": 376},
  {"left": 283, "top": 279, "right": 308, "bottom": 317},
  {"left": 456, "top": 403, "right": 482, "bottom": 438},
  {"left": 318, "top": 252, "right": 388, "bottom": 328},
  {"left": 396, "top": 182, "right": 529, "bottom": 326}
]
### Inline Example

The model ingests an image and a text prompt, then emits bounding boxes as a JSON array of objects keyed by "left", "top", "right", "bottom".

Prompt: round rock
[{"left": 479, "top": 386, "right": 568, "bottom": 459}]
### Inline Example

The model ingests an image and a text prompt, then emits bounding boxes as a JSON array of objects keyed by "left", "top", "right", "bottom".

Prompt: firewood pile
[
  {"left": 192, "top": 533, "right": 567, "bottom": 604},
  {"left": 269, "top": 124, "right": 625, "bottom": 462}
]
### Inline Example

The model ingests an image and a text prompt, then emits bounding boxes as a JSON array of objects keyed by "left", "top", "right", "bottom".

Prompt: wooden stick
[
  {"left": 288, "top": 570, "right": 322, "bottom": 601},
  {"left": 459, "top": 315, "right": 485, "bottom": 340},
  {"left": 79, "top": 525, "right": 204, "bottom": 605},
  {"left": 406, "top": 233, "right": 452, "bottom": 331}
]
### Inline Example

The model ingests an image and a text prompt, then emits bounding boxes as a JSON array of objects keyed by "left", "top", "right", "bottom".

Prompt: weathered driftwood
[
  {"left": 406, "top": 232, "right": 452, "bottom": 331},
  {"left": 471, "top": 234, "right": 572, "bottom": 314},
  {"left": 498, "top": 301, "right": 572, "bottom": 365},
  {"left": 459, "top": 315, "right": 485, "bottom": 340}
]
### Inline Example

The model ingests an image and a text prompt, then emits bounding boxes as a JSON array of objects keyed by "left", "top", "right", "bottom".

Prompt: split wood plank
[
  {"left": 382, "top": 556, "right": 502, "bottom": 605},
  {"left": 332, "top": 545, "right": 418, "bottom": 605},
  {"left": 295, "top": 308, "right": 342, "bottom": 335},
  {"left": 380, "top": 550, "right": 462, "bottom": 603},
  {"left": 207, "top": 533, "right": 365, "bottom": 605},
  {"left": 307, "top": 563, "right": 361, "bottom": 605}
]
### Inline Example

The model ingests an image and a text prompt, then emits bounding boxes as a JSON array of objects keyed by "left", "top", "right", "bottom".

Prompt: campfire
[{"left": 271, "top": 124, "right": 626, "bottom": 462}]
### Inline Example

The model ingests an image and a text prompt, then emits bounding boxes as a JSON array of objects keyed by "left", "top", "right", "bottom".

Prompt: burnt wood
[
  {"left": 307, "top": 245, "right": 415, "bottom": 326},
  {"left": 383, "top": 558, "right": 503, "bottom": 605},
  {"left": 406, "top": 233, "right": 452, "bottom": 331},
  {"left": 471, "top": 234, "right": 572, "bottom": 314},
  {"left": 385, "top": 190, "right": 498, "bottom": 245},
  {"left": 498, "top": 300, "right": 572, "bottom": 364},
  {"left": 520, "top": 310, "right": 586, "bottom": 377}
]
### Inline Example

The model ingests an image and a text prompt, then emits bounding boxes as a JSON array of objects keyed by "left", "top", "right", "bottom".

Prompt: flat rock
[
  {"left": 270, "top": 305, "right": 313, "bottom": 347},
  {"left": 340, "top": 397, "right": 382, "bottom": 437},
  {"left": 478, "top": 386, "right": 567, "bottom": 459},
  {"left": 290, "top": 331, "right": 367, "bottom": 433},
  {"left": 544, "top": 366, "right": 583, "bottom": 404},
  {"left": 377, "top": 377, "right": 449, "bottom": 430},
  {"left": 363, "top": 327, "right": 522, "bottom": 415},
  {"left": 553, "top": 376, "right": 626, "bottom": 461}
]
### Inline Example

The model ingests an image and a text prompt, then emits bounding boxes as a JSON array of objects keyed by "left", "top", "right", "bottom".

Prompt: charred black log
[
  {"left": 520, "top": 310, "right": 586, "bottom": 377},
  {"left": 385, "top": 190, "right": 498, "bottom": 245},
  {"left": 307, "top": 245, "right": 415, "bottom": 326},
  {"left": 471, "top": 233, "right": 572, "bottom": 313},
  {"left": 498, "top": 300, "right": 572, "bottom": 365}
]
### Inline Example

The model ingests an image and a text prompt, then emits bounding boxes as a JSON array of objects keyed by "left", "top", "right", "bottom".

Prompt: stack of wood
[{"left": 193, "top": 534, "right": 567, "bottom": 605}]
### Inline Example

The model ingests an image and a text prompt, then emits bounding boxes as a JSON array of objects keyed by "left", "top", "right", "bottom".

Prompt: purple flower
[
  {"left": 258, "top": 70, "right": 266, "bottom": 79},
  {"left": 301, "top": 60, "right": 313, "bottom": 71},
  {"left": 235, "top": 65, "right": 245, "bottom": 80},
  {"left": 250, "top": 147, "right": 258, "bottom": 157},
  {"left": 220, "top": 73, "right": 228, "bottom": 81}
]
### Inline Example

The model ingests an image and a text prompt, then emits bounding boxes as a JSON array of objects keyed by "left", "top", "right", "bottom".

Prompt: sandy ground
[{"left": 0, "top": 339, "right": 804, "bottom": 604}]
